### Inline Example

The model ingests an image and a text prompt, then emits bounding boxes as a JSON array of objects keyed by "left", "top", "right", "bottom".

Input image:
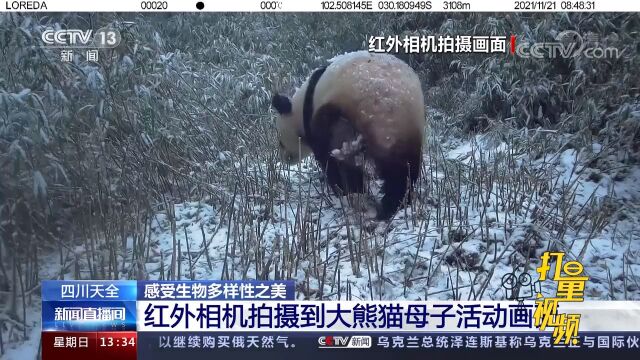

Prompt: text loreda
[{"left": 5, "top": 1, "right": 48, "bottom": 9}]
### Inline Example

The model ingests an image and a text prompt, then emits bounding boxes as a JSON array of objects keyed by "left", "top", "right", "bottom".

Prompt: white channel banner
[
  {"left": 136, "top": 300, "right": 640, "bottom": 332},
  {"left": 1, "top": 0, "right": 638, "bottom": 12}
]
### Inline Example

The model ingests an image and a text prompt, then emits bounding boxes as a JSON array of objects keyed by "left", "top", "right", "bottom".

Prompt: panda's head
[{"left": 271, "top": 93, "right": 312, "bottom": 164}]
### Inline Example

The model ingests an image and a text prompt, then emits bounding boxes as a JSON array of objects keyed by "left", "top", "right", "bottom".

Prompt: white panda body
[
  {"left": 311, "top": 51, "right": 424, "bottom": 160},
  {"left": 272, "top": 51, "right": 426, "bottom": 219}
]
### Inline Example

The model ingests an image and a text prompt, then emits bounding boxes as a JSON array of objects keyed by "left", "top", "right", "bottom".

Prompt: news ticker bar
[
  {"left": 2, "top": 0, "right": 639, "bottom": 12},
  {"left": 43, "top": 332, "right": 640, "bottom": 359}
]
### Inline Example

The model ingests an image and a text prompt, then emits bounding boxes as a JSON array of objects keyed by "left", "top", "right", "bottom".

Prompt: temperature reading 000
[{"left": 260, "top": 1, "right": 283, "bottom": 9}]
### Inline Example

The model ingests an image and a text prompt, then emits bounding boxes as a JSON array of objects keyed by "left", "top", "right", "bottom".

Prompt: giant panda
[{"left": 271, "top": 51, "right": 425, "bottom": 220}]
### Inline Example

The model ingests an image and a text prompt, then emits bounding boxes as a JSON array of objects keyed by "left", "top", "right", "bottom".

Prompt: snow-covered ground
[{"left": 4, "top": 133, "right": 640, "bottom": 359}]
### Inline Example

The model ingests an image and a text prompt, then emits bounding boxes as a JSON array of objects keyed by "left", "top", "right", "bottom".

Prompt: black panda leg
[
  {"left": 317, "top": 153, "right": 365, "bottom": 196},
  {"left": 378, "top": 171, "right": 407, "bottom": 220},
  {"left": 377, "top": 158, "right": 420, "bottom": 220},
  {"left": 310, "top": 103, "right": 365, "bottom": 196},
  {"left": 337, "top": 163, "right": 365, "bottom": 195},
  {"left": 320, "top": 156, "right": 345, "bottom": 195}
]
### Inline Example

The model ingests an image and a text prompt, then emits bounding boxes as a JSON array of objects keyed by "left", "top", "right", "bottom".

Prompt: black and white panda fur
[{"left": 271, "top": 51, "right": 425, "bottom": 220}]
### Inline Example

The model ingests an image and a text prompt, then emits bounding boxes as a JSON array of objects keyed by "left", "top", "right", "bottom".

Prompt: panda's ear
[{"left": 271, "top": 94, "right": 292, "bottom": 114}]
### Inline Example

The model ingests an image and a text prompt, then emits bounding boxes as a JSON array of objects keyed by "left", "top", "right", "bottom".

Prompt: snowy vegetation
[{"left": 0, "top": 13, "right": 639, "bottom": 356}]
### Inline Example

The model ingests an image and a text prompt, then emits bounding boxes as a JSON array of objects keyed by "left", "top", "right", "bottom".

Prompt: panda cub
[{"left": 271, "top": 51, "right": 426, "bottom": 220}]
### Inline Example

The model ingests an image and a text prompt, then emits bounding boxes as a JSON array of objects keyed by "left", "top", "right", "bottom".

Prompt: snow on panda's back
[{"left": 313, "top": 51, "right": 425, "bottom": 156}]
